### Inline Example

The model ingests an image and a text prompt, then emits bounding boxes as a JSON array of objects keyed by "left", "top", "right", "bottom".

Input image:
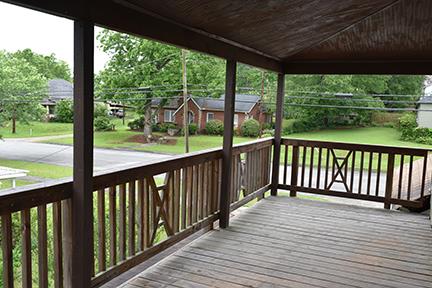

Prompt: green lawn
[
  {"left": 280, "top": 127, "right": 431, "bottom": 172},
  {"left": 138, "top": 135, "right": 252, "bottom": 154},
  {"left": 0, "top": 159, "right": 72, "bottom": 179},
  {"left": 288, "top": 127, "right": 431, "bottom": 149},
  {"left": 0, "top": 121, "right": 73, "bottom": 138},
  {"left": 0, "top": 179, "right": 34, "bottom": 190}
]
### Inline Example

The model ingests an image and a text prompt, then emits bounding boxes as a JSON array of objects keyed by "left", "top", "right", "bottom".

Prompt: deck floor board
[{"left": 124, "top": 197, "right": 432, "bottom": 288}]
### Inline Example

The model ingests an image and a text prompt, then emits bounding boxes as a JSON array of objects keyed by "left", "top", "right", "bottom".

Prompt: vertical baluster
[
  {"left": 420, "top": 154, "right": 428, "bottom": 198},
  {"left": 38, "top": 205, "right": 48, "bottom": 288},
  {"left": 144, "top": 178, "right": 150, "bottom": 248},
  {"left": 53, "top": 202, "right": 63, "bottom": 288},
  {"left": 108, "top": 186, "right": 117, "bottom": 266},
  {"left": 309, "top": 147, "right": 314, "bottom": 188},
  {"left": 137, "top": 180, "right": 144, "bottom": 252},
  {"left": 230, "top": 157, "right": 235, "bottom": 203},
  {"left": 367, "top": 152, "right": 374, "bottom": 195},
  {"left": 202, "top": 162, "right": 208, "bottom": 219},
  {"left": 316, "top": 148, "right": 322, "bottom": 189},
  {"left": 350, "top": 151, "right": 356, "bottom": 193},
  {"left": 213, "top": 160, "right": 219, "bottom": 210},
  {"left": 283, "top": 145, "right": 288, "bottom": 185},
  {"left": 290, "top": 146, "right": 299, "bottom": 197},
  {"left": 301, "top": 146, "right": 307, "bottom": 187},
  {"left": 181, "top": 168, "right": 187, "bottom": 230},
  {"left": 21, "top": 209, "right": 32, "bottom": 288},
  {"left": 174, "top": 170, "right": 181, "bottom": 232},
  {"left": 325, "top": 148, "right": 330, "bottom": 189},
  {"left": 192, "top": 166, "right": 198, "bottom": 224},
  {"left": 97, "top": 189, "right": 106, "bottom": 272},
  {"left": 187, "top": 166, "right": 193, "bottom": 226},
  {"left": 128, "top": 181, "right": 136, "bottom": 256},
  {"left": 385, "top": 154, "right": 395, "bottom": 209},
  {"left": 207, "top": 161, "right": 213, "bottom": 214},
  {"left": 197, "top": 164, "right": 203, "bottom": 221},
  {"left": 358, "top": 151, "right": 364, "bottom": 194},
  {"left": 398, "top": 155, "right": 404, "bottom": 199},
  {"left": 1, "top": 213, "right": 13, "bottom": 288},
  {"left": 119, "top": 183, "right": 126, "bottom": 261},
  {"left": 375, "top": 153, "right": 382, "bottom": 197},
  {"left": 407, "top": 155, "right": 414, "bottom": 200}
]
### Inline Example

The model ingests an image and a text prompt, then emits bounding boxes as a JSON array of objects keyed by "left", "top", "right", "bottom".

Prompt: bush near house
[
  {"left": 128, "top": 116, "right": 145, "bottom": 131},
  {"left": 94, "top": 116, "right": 113, "bottom": 131},
  {"left": 397, "top": 113, "right": 432, "bottom": 145},
  {"left": 241, "top": 119, "right": 260, "bottom": 137},
  {"left": 282, "top": 119, "right": 313, "bottom": 135},
  {"left": 54, "top": 99, "right": 74, "bottom": 123},
  {"left": 205, "top": 120, "right": 224, "bottom": 135}
]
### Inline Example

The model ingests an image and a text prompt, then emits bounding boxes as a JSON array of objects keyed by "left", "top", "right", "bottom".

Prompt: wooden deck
[{"left": 122, "top": 197, "right": 432, "bottom": 288}]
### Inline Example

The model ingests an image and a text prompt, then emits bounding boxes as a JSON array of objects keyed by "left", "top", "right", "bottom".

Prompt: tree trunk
[
  {"left": 143, "top": 106, "right": 152, "bottom": 138},
  {"left": 12, "top": 114, "right": 16, "bottom": 134}
]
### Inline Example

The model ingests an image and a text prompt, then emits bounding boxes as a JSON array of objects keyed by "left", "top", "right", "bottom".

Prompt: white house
[{"left": 417, "top": 96, "right": 432, "bottom": 128}]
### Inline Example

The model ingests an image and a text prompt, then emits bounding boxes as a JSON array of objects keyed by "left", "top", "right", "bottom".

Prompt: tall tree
[
  {"left": 13, "top": 48, "right": 72, "bottom": 81},
  {"left": 96, "top": 29, "right": 226, "bottom": 136},
  {"left": 0, "top": 51, "right": 46, "bottom": 133}
]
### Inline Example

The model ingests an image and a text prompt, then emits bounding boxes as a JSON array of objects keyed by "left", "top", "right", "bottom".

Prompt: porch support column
[
  {"left": 72, "top": 20, "right": 94, "bottom": 288},
  {"left": 271, "top": 73, "right": 285, "bottom": 196},
  {"left": 219, "top": 60, "right": 237, "bottom": 229}
]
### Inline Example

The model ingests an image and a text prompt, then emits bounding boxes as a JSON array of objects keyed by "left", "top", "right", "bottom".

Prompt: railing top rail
[
  {"left": 0, "top": 138, "right": 275, "bottom": 214},
  {"left": 0, "top": 178, "right": 72, "bottom": 215},
  {"left": 282, "top": 138, "right": 431, "bottom": 156}
]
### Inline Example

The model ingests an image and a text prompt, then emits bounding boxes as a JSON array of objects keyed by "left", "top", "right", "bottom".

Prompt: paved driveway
[{"left": 0, "top": 139, "right": 170, "bottom": 172}]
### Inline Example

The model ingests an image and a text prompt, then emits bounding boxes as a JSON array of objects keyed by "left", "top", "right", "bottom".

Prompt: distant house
[
  {"left": 152, "top": 94, "right": 271, "bottom": 132},
  {"left": 41, "top": 79, "right": 73, "bottom": 118},
  {"left": 417, "top": 96, "right": 432, "bottom": 128}
]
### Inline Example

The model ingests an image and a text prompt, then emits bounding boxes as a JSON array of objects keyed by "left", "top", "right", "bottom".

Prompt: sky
[{"left": 0, "top": 2, "right": 109, "bottom": 73}]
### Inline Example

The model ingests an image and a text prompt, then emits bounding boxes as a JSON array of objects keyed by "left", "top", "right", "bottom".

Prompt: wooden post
[
  {"left": 271, "top": 73, "right": 285, "bottom": 196},
  {"left": 72, "top": 20, "right": 94, "bottom": 288},
  {"left": 219, "top": 60, "right": 236, "bottom": 229},
  {"left": 384, "top": 153, "right": 395, "bottom": 209}
]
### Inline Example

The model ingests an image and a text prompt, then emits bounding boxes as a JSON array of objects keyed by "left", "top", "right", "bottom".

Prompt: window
[
  {"left": 206, "top": 112, "right": 214, "bottom": 122},
  {"left": 188, "top": 111, "right": 194, "bottom": 124},
  {"left": 164, "top": 110, "right": 175, "bottom": 122},
  {"left": 234, "top": 114, "right": 239, "bottom": 128}
]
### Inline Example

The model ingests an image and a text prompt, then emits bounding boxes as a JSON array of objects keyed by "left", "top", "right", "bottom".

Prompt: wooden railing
[
  {"left": 279, "top": 138, "right": 431, "bottom": 209},
  {"left": 0, "top": 138, "right": 272, "bottom": 288}
]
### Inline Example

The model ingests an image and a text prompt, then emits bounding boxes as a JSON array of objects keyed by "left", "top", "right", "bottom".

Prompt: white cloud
[{"left": 0, "top": 2, "right": 109, "bottom": 73}]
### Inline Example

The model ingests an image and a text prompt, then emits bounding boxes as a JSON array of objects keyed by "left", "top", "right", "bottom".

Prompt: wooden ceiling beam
[
  {"left": 284, "top": 61, "right": 432, "bottom": 75},
  {"left": 284, "top": 0, "right": 402, "bottom": 61},
  {"left": 2, "top": 0, "right": 283, "bottom": 73}
]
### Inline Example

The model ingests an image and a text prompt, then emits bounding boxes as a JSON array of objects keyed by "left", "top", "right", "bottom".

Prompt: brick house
[{"left": 151, "top": 94, "right": 271, "bottom": 132}]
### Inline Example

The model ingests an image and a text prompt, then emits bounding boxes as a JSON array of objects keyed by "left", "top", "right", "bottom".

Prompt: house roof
[
  {"left": 151, "top": 98, "right": 180, "bottom": 109},
  {"left": 47, "top": 79, "right": 73, "bottom": 101},
  {"left": 173, "top": 94, "right": 262, "bottom": 115},
  {"left": 8, "top": 0, "right": 432, "bottom": 74},
  {"left": 419, "top": 96, "right": 432, "bottom": 104}
]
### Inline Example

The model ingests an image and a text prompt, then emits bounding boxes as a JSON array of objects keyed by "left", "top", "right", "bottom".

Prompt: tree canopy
[
  {"left": 13, "top": 49, "right": 72, "bottom": 81},
  {"left": 0, "top": 51, "right": 47, "bottom": 133}
]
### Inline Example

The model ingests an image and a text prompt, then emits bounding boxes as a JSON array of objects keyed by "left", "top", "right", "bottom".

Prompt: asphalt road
[{"left": 0, "top": 139, "right": 170, "bottom": 172}]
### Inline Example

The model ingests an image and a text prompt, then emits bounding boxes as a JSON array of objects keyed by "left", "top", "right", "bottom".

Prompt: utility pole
[{"left": 182, "top": 49, "right": 189, "bottom": 153}]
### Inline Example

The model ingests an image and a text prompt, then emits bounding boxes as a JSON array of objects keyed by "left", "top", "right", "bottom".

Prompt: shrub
[
  {"left": 159, "top": 122, "right": 177, "bottom": 132},
  {"left": 282, "top": 119, "right": 311, "bottom": 135},
  {"left": 240, "top": 118, "right": 260, "bottom": 137},
  {"left": 188, "top": 123, "right": 198, "bottom": 135},
  {"left": 397, "top": 113, "right": 432, "bottom": 144},
  {"left": 262, "top": 129, "right": 274, "bottom": 137},
  {"left": 205, "top": 120, "right": 224, "bottom": 135},
  {"left": 94, "top": 116, "right": 113, "bottom": 131},
  {"left": 55, "top": 100, "right": 73, "bottom": 123},
  {"left": 94, "top": 103, "right": 109, "bottom": 118},
  {"left": 128, "top": 116, "right": 145, "bottom": 131},
  {"left": 398, "top": 113, "right": 417, "bottom": 140}
]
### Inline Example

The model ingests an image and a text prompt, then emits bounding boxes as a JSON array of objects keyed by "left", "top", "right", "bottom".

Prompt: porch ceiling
[{"left": 4, "top": 0, "right": 432, "bottom": 74}]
